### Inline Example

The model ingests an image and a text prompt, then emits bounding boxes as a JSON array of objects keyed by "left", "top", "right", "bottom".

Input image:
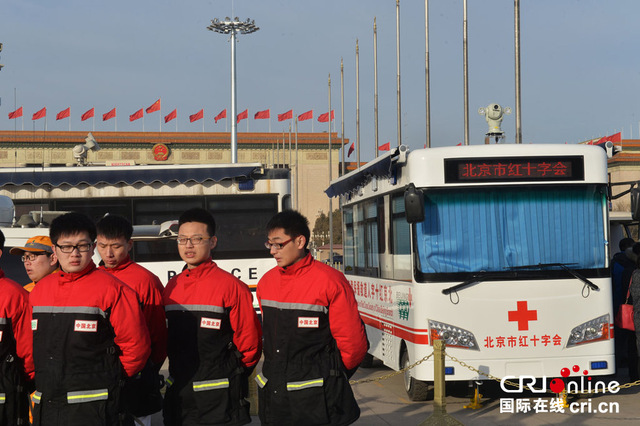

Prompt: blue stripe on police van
[
  {"left": 260, "top": 299, "right": 328, "bottom": 314},
  {"left": 32, "top": 306, "right": 106, "bottom": 318},
  {"left": 165, "top": 304, "right": 225, "bottom": 314}
]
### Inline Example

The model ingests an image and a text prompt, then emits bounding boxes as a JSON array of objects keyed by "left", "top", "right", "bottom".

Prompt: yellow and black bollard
[{"left": 419, "top": 340, "right": 463, "bottom": 425}]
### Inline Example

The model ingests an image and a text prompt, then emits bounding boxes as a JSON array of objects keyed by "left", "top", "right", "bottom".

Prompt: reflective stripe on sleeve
[
  {"left": 67, "top": 389, "right": 109, "bottom": 404},
  {"left": 165, "top": 376, "right": 174, "bottom": 387},
  {"left": 192, "top": 379, "right": 229, "bottom": 392},
  {"left": 32, "top": 306, "right": 106, "bottom": 318},
  {"left": 31, "top": 391, "right": 42, "bottom": 405},
  {"left": 255, "top": 373, "right": 268, "bottom": 389},
  {"left": 165, "top": 304, "right": 225, "bottom": 314},
  {"left": 286, "top": 378, "right": 324, "bottom": 391},
  {"left": 0, "top": 393, "right": 5, "bottom": 404},
  {"left": 260, "top": 299, "right": 328, "bottom": 314},
  {"left": 0, "top": 317, "right": 7, "bottom": 325}
]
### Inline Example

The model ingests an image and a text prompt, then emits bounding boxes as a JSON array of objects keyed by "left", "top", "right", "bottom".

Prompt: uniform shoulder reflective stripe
[
  {"left": 67, "top": 389, "right": 109, "bottom": 404},
  {"left": 165, "top": 304, "right": 225, "bottom": 314},
  {"left": 0, "top": 393, "right": 5, "bottom": 404},
  {"left": 255, "top": 373, "right": 268, "bottom": 388},
  {"left": 32, "top": 306, "right": 106, "bottom": 318},
  {"left": 260, "top": 299, "right": 328, "bottom": 314},
  {"left": 165, "top": 376, "right": 174, "bottom": 387},
  {"left": 31, "top": 391, "right": 42, "bottom": 404},
  {"left": 0, "top": 317, "right": 7, "bottom": 324},
  {"left": 286, "top": 378, "right": 324, "bottom": 391},
  {"left": 192, "top": 379, "right": 230, "bottom": 392}
]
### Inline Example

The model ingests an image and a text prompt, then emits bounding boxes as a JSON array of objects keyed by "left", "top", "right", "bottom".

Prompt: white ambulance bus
[{"left": 326, "top": 144, "right": 614, "bottom": 400}]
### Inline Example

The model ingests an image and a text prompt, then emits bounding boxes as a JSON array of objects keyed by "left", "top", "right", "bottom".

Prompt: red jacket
[
  {"left": 0, "top": 271, "right": 34, "bottom": 379},
  {"left": 163, "top": 258, "right": 262, "bottom": 368},
  {"left": 257, "top": 253, "right": 367, "bottom": 370},
  {"left": 30, "top": 261, "right": 151, "bottom": 377},
  {"left": 100, "top": 257, "right": 167, "bottom": 366}
]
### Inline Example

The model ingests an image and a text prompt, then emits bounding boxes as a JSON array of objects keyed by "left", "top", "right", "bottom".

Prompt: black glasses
[
  {"left": 176, "top": 236, "right": 210, "bottom": 246},
  {"left": 264, "top": 238, "right": 293, "bottom": 250},
  {"left": 21, "top": 253, "right": 46, "bottom": 262},
  {"left": 55, "top": 243, "right": 93, "bottom": 253}
]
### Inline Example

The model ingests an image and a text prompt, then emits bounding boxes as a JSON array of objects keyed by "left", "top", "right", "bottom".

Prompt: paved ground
[{"left": 151, "top": 361, "right": 640, "bottom": 425}]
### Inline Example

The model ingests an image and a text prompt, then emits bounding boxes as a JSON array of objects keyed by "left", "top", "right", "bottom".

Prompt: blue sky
[{"left": 1, "top": 0, "right": 639, "bottom": 160}]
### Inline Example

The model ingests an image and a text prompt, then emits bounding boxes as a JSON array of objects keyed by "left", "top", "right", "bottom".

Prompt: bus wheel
[
  {"left": 401, "top": 349, "right": 433, "bottom": 401},
  {"left": 360, "top": 353, "right": 375, "bottom": 368}
]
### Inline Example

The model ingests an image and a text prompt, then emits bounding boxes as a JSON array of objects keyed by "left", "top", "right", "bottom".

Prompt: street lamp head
[{"left": 207, "top": 17, "right": 260, "bottom": 35}]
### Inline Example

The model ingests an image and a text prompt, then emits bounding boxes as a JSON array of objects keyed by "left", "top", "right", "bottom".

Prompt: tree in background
[{"left": 312, "top": 209, "right": 342, "bottom": 247}]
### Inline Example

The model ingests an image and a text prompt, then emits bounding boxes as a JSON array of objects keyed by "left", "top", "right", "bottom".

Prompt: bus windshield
[{"left": 415, "top": 185, "right": 607, "bottom": 277}]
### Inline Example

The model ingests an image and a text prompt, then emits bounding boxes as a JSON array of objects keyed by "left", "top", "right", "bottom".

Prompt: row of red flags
[
  {"left": 7, "top": 100, "right": 337, "bottom": 124},
  {"left": 584, "top": 132, "right": 621, "bottom": 145}
]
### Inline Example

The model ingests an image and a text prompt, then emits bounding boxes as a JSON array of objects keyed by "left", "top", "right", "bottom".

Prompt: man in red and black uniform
[
  {"left": 97, "top": 214, "right": 167, "bottom": 426},
  {"left": 29, "top": 212, "right": 150, "bottom": 425},
  {"left": 256, "top": 210, "right": 368, "bottom": 426},
  {"left": 0, "top": 229, "right": 34, "bottom": 425},
  {"left": 163, "top": 208, "right": 262, "bottom": 425}
]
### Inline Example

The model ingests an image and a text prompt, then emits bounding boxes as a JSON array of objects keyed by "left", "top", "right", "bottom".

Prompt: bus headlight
[
  {"left": 429, "top": 320, "right": 479, "bottom": 350},
  {"left": 566, "top": 314, "right": 610, "bottom": 348}
]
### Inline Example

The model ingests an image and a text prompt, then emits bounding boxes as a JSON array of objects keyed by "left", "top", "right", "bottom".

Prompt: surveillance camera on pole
[
  {"left": 478, "top": 103, "right": 511, "bottom": 143},
  {"left": 72, "top": 132, "right": 101, "bottom": 166}
]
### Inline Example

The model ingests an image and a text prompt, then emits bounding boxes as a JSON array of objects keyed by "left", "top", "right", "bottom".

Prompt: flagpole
[
  {"left": 374, "top": 18, "right": 379, "bottom": 155},
  {"left": 143, "top": 115, "right": 145, "bottom": 132},
  {"left": 340, "top": 58, "right": 345, "bottom": 177},
  {"left": 425, "top": 0, "right": 431, "bottom": 148},
  {"left": 159, "top": 104, "right": 162, "bottom": 133},
  {"left": 295, "top": 117, "right": 299, "bottom": 210},
  {"left": 288, "top": 123, "right": 292, "bottom": 169},
  {"left": 115, "top": 115, "right": 118, "bottom": 132},
  {"left": 328, "top": 74, "right": 333, "bottom": 264},
  {"left": 356, "top": 38, "right": 361, "bottom": 168},
  {"left": 69, "top": 115, "right": 71, "bottom": 132},
  {"left": 202, "top": 114, "right": 205, "bottom": 133},
  {"left": 463, "top": 0, "right": 469, "bottom": 145},
  {"left": 396, "top": 0, "right": 402, "bottom": 148},
  {"left": 93, "top": 115, "right": 95, "bottom": 132}
]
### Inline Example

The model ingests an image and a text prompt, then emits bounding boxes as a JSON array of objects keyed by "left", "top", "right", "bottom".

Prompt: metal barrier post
[{"left": 419, "top": 340, "right": 463, "bottom": 425}]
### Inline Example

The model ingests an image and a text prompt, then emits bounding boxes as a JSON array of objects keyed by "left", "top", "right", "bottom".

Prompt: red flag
[
  {"left": 32, "top": 107, "right": 47, "bottom": 121},
  {"left": 189, "top": 109, "right": 204, "bottom": 122},
  {"left": 278, "top": 110, "right": 293, "bottom": 121},
  {"left": 81, "top": 108, "right": 95, "bottom": 121},
  {"left": 102, "top": 108, "right": 116, "bottom": 121},
  {"left": 379, "top": 142, "right": 391, "bottom": 151},
  {"left": 8, "top": 107, "right": 23, "bottom": 119},
  {"left": 237, "top": 109, "right": 248, "bottom": 123},
  {"left": 129, "top": 108, "right": 143, "bottom": 122},
  {"left": 214, "top": 109, "right": 227, "bottom": 123},
  {"left": 254, "top": 109, "right": 270, "bottom": 120},
  {"left": 347, "top": 142, "right": 355, "bottom": 157},
  {"left": 146, "top": 99, "right": 161, "bottom": 114},
  {"left": 298, "top": 110, "right": 313, "bottom": 121},
  {"left": 318, "top": 110, "right": 335, "bottom": 122},
  {"left": 598, "top": 132, "right": 622, "bottom": 144},
  {"left": 56, "top": 108, "right": 70, "bottom": 120},
  {"left": 103, "top": 108, "right": 116, "bottom": 121},
  {"left": 164, "top": 109, "right": 177, "bottom": 123}
]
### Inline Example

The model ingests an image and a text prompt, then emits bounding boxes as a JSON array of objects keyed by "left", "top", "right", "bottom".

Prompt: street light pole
[{"left": 207, "top": 17, "right": 259, "bottom": 163}]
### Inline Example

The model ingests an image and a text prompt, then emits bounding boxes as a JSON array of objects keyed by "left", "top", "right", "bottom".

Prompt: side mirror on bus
[
  {"left": 631, "top": 188, "right": 640, "bottom": 221},
  {"left": 404, "top": 183, "right": 425, "bottom": 223}
]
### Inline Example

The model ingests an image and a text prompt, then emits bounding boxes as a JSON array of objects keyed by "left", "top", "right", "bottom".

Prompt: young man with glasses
[
  {"left": 163, "top": 208, "right": 262, "bottom": 426},
  {"left": 256, "top": 210, "right": 368, "bottom": 426},
  {"left": 10, "top": 235, "right": 58, "bottom": 292},
  {"left": 28, "top": 212, "right": 150, "bottom": 425},
  {"left": 0, "top": 229, "right": 34, "bottom": 425},
  {"left": 96, "top": 214, "right": 167, "bottom": 426}
]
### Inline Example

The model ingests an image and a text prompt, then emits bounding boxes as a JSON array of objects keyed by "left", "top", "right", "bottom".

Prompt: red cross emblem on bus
[{"left": 508, "top": 300, "right": 538, "bottom": 331}]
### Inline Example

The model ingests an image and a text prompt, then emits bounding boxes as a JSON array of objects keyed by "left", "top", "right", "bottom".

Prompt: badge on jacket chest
[
  {"left": 74, "top": 320, "right": 98, "bottom": 332},
  {"left": 200, "top": 317, "right": 222, "bottom": 330},
  {"left": 298, "top": 317, "right": 319, "bottom": 328}
]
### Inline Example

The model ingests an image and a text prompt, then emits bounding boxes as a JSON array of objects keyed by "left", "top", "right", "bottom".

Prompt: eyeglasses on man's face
[
  {"left": 264, "top": 238, "right": 293, "bottom": 251},
  {"left": 176, "top": 235, "right": 210, "bottom": 246},
  {"left": 21, "top": 253, "right": 47, "bottom": 263},
  {"left": 55, "top": 243, "right": 93, "bottom": 253}
]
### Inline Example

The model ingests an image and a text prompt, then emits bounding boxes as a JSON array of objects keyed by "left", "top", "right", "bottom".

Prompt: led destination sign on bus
[{"left": 444, "top": 156, "right": 584, "bottom": 183}]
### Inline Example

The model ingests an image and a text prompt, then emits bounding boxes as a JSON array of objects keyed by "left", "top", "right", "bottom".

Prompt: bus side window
[{"left": 392, "top": 194, "right": 412, "bottom": 281}]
